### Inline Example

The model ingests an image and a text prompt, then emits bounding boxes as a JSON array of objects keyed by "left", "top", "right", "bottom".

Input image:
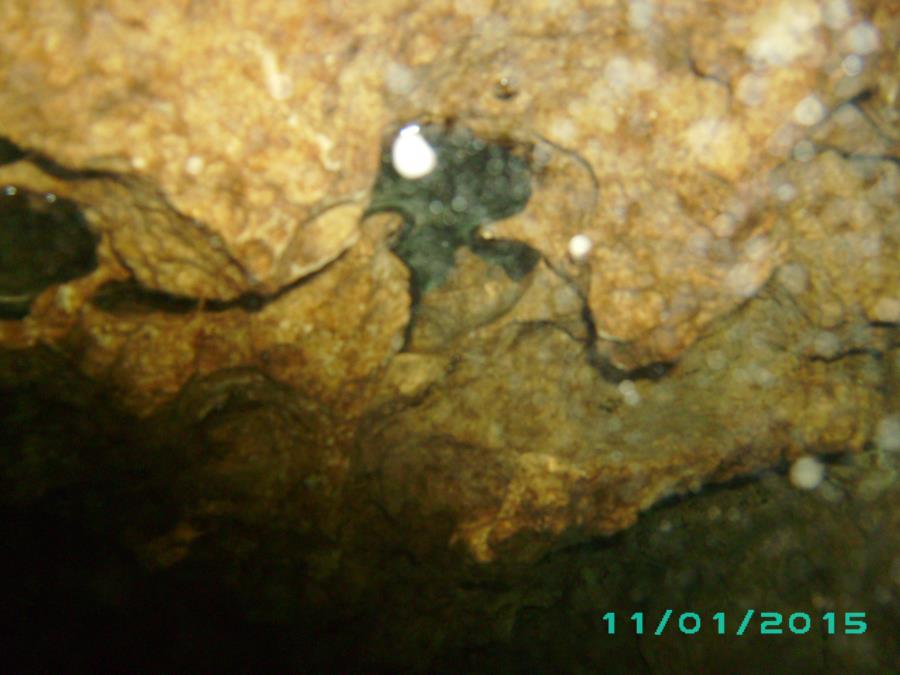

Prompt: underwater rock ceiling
[{"left": 0, "top": 0, "right": 897, "bottom": 565}]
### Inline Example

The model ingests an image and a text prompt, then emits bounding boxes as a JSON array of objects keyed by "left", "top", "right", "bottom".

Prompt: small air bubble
[
  {"left": 185, "top": 155, "right": 205, "bottom": 175},
  {"left": 775, "top": 182, "right": 798, "bottom": 202},
  {"left": 822, "top": 0, "right": 852, "bottom": 30},
  {"left": 391, "top": 124, "right": 437, "bottom": 180},
  {"left": 628, "top": 0, "right": 655, "bottom": 31},
  {"left": 385, "top": 61, "right": 415, "bottom": 95},
  {"left": 789, "top": 456, "right": 826, "bottom": 490},
  {"left": 792, "top": 95, "right": 826, "bottom": 126},
  {"left": 812, "top": 331, "right": 842, "bottom": 359},
  {"left": 618, "top": 380, "right": 641, "bottom": 407},
  {"left": 567, "top": 234, "right": 593, "bottom": 261},
  {"left": 3, "top": 185, "right": 16, "bottom": 196},
  {"left": 844, "top": 22, "right": 880, "bottom": 55},
  {"left": 792, "top": 140, "right": 816, "bottom": 162},
  {"left": 841, "top": 54, "right": 864, "bottom": 76},
  {"left": 486, "top": 157, "right": 505, "bottom": 176}
]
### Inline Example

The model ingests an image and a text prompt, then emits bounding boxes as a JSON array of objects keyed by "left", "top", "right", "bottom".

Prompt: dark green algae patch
[
  {"left": 0, "top": 187, "right": 99, "bottom": 319},
  {"left": 366, "top": 123, "right": 539, "bottom": 298}
]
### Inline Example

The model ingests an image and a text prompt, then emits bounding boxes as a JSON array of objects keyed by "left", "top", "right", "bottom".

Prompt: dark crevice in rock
[
  {"left": 0, "top": 187, "right": 99, "bottom": 319},
  {"left": 468, "top": 236, "right": 541, "bottom": 281},
  {"left": 91, "top": 278, "right": 271, "bottom": 316},
  {"left": 807, "top": 346, "right": 885, "bottom": 364},
  {"left": 1, "top": 139, "right": 255, "bottom": 305},
  {"left": 575, "top": 289, "right": 675, "bottom": 383},
  {"left": 0, "top": 135, "right": 121, "bottom": 181},
  {"left": 526, "top": 131, "right": 600, "bottom": 212},
  {"left": 590, "top": 354, "right": 675, "bottom": 383},
  {"left": 90, "top": 279, "right": 201, "bottom": 315},
  {"left": 0, "top": 136, "right": 26, "bottom": 166},
  {"left": 848, "top": 87, "right": 900, "bottom": 144},
  {"left": 91, "top": 250, "right": 344, "bottom": 317},
  {"left": 30, "top": 155, "right": 122, "bottom": 181},
  {"left": 814, "top": 87, "right": 899, "bottom": 165}
]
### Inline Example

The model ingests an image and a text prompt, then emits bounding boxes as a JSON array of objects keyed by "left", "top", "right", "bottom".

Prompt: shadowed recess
[
  {"left": 0, "top": 187, "right": 99, "bottom": 319},
  {"left": 90, "top": 278, "right": 275, "bottom": 316},
  {"left": 0, "top": 137, "right": 25, "bottom": 166}
]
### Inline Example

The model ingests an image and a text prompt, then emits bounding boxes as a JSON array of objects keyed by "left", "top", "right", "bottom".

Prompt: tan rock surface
[
  {"left": 1, "top": 0, "right": 391, "bottom": 292},
  {"left": 0, "top": 0, "right": 896, "bottom": 564}
]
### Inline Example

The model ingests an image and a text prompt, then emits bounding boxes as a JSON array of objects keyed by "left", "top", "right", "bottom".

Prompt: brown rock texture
[{"left": 0, "top": 0, "right": 897, "bottom": 566}]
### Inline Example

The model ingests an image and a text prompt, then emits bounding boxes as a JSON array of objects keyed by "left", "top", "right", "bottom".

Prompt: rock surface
[{"left": 0, "top": 0, "right": 897, "bottom": 569}]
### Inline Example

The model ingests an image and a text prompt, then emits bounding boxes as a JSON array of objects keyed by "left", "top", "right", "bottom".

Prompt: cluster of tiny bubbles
[{"left": 44, "top": 192, "right": 57, "bottom": 203}]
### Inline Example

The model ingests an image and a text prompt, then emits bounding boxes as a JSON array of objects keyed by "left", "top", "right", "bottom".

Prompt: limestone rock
[{"left": 0, "top": 0, "right": 896, "bottom": 567}]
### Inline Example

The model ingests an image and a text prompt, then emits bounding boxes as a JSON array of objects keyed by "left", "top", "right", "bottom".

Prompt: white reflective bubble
[
  {"left": 775, "top": 182, "right": 798, "bottom": 202},
  {"left": 844, "top": 22, "right": 880, "bottom": 55},
  {"left": 790, "top": 456, "right": 826, "bottom": 490},
  {"left": 567, "top": 234, "right": 593, "bottom": 261},
  {"left": 841, "top": 54, "right": 864, "bottom": 76},
  {"left": 185, "top": 155, "right": 205, "bottom": 175},
  {"left": 823, "top": 0, "right": 852, "bottom": 30},
  {"left": 391, "top": 124, "right": 437, "bottom": 180},
  {"left": 628, "top": 0, "right": 655, "bottom": 31},
  {"left": 793, "top": 95, "right": 826, "bottom": 126},
  {"left": 617, "top": 380, "right": 641, "bottom": 407}
]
